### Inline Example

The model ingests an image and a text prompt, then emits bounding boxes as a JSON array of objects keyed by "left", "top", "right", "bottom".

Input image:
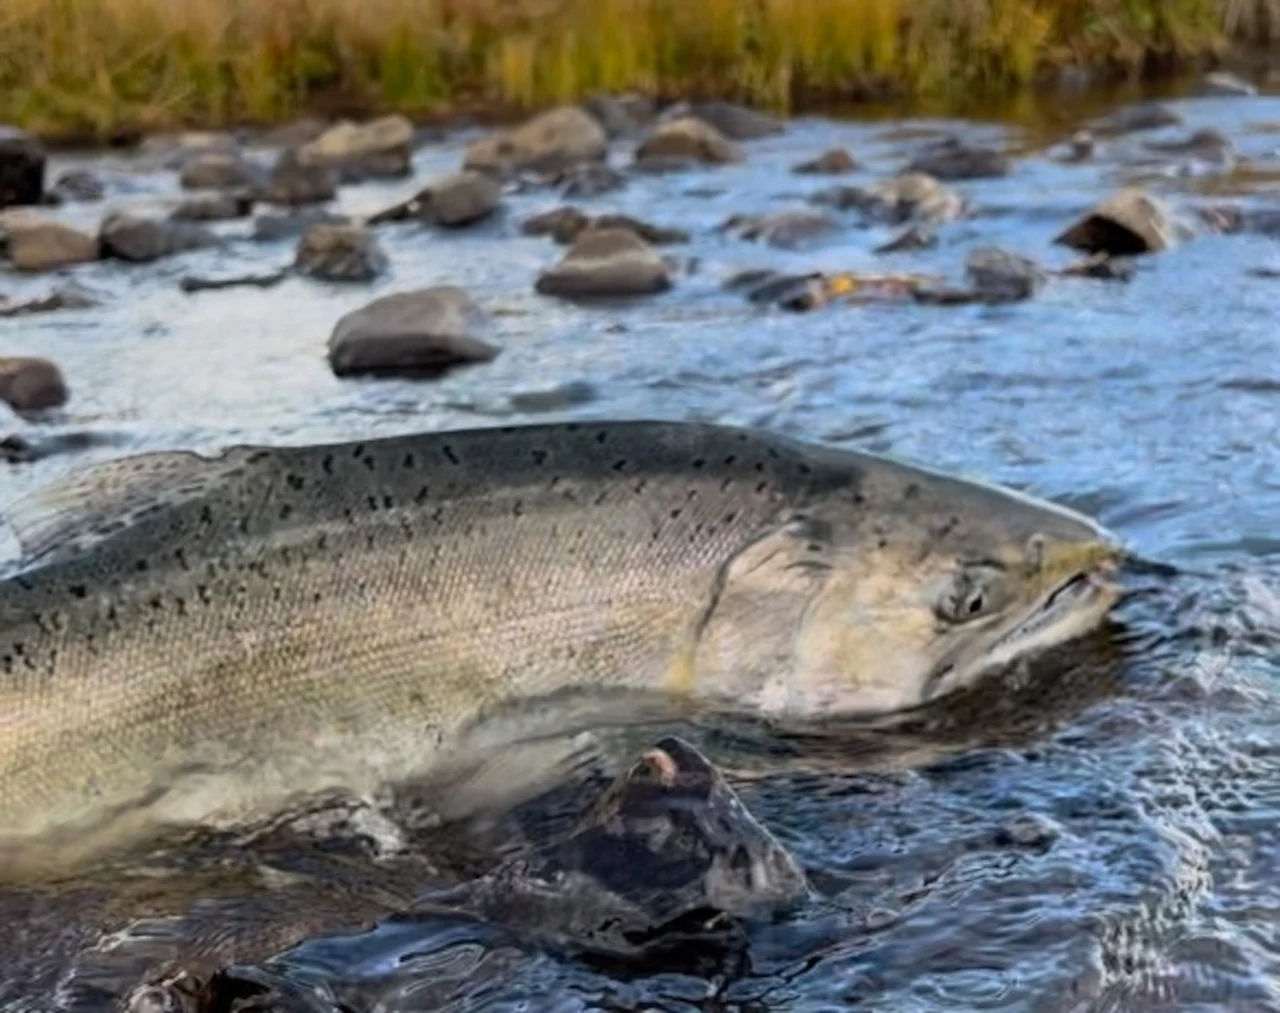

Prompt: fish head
[{"left": 693, "top": 456, "right": 1125, "bottom": 719}]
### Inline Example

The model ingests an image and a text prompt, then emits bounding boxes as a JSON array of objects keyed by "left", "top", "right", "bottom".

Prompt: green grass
[{"left": 0, "top": 0, "right": 1274, "bottom": 141}]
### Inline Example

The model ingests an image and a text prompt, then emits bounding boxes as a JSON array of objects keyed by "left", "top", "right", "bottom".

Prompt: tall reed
[{"left": 0, "top": 0, "right": 1272, "bottom": 138}]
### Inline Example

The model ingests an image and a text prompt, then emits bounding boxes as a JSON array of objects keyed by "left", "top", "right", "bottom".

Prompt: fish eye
[{"left": 935, "top": 565, "right": 1007, "bottom": 624}]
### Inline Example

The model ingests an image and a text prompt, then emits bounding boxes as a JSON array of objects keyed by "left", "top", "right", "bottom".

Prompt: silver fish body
[{"left": 0, "top": 420, "right": 1123, "bottom": 875}]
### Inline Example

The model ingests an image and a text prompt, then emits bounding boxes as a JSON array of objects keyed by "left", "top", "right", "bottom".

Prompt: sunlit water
[{"left": 2, "top": 82, "right": 1279, "bottom": 1011}]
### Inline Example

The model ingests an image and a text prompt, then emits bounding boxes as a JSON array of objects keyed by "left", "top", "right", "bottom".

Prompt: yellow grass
[{"left": 0, "top": 0, "right": 1272, "bottom": 139}]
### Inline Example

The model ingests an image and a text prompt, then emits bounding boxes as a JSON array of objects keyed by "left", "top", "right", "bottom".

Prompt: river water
[{"left": 2, "top": 84, "right": 1279, "bottom": 1011}]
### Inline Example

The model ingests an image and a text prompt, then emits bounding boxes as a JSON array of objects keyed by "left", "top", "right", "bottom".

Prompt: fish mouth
[{"left": 926, "top": 561, "right": 1123, "bottom": 701}]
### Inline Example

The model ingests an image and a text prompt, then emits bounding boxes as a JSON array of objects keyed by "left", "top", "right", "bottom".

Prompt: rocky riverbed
[{"left": 2, "top": 79, "right": 1280, "bottom": 1011}]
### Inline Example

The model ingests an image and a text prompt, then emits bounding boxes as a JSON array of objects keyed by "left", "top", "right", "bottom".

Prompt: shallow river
[{"left": 2, "top": 83, "right": 1279, "bottom": 1011}]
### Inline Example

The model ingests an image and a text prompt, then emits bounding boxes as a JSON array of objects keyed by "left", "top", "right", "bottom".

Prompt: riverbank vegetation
[{"left": 1, "top": 0, "right": 1275, "bottom": 139}]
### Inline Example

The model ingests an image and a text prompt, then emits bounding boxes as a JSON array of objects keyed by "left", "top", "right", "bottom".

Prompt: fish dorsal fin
[{"left": 0, "top": 446, "right": 261, "bottom": 568}]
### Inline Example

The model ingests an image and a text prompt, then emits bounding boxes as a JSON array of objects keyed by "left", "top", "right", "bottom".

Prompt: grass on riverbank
[{"left": 0, "top": 0, "right": 1275, "bottom": 140}]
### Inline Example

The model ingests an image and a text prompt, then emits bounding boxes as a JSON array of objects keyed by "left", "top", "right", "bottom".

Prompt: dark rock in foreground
[
  {"left": 295, "top": 224, "right": 388, "bottom": 282},
  {"left": 328, "top": 287, "right": 499, "bottom": 378},
  {"left": 0, "top": 126, "right": 45, "bottom": 208},
  {"left": 535, "top": 227, "right": 672, "bottom": 299},
  {"left": 0, "top": 356, "right": 68, "bottom": 412},
  {"left": 633, "top": 117, "right": 742, "bottom": 172},
  {"left": 907, "top": 136, "right": 1011, "bottom": 180},
  {"left": 792, "top": 147, "right": 858, "bottom": 174},
  {"left": 1055, "top": 187, "right": 1175, "bottom": 256},
  {"left": 965, "top": 246, "right": 1046, "bottom": 302},
  {"left": 99, "top": 213, "right": 218, "bottom": 263}
]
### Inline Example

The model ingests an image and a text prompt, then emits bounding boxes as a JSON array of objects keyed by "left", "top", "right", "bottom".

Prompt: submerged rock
[
  {"left": 464, "top": 106, "right": 608, "bottom": 177},
  {"left": 679, "top": 100, "right": 785, "bottom": 140},
  {"left": 581, "top": 93, "right": 654, "bottom": 139},
  {"left": 99, "top": 213, "right": 218, "bottom": 263},
  {"left": 50, "top": 168, "right": 105, "bottom": 202},
  {"left": 297, "top": 115, "right": 415, "bottom": 180},
  {"left": 553, "top": 161, "right": 628, "bottom": 198},
  {"left": 965, "top": 246, "right": 1046, "bottom": 302},
  {"left": 1093, "top": 102, "right": 1183, "bottom": 136},
  {"left": 368, "top": 171, "right": 501, "bottom": 228},
  {"left": 0, "top": 283, "right": 98, "bottom": 317},
  {"left": 1057, "top": 253, "right": 1137, "bottom": 282},
  {"left": 812, "top": 171, "right": 965, "bottom": 225},
  {"left": 0, "top": 356, "right": 68, "bottom": 412},
  {"left": 178, "top": 152, "right": 262, "bottom": 191},
  {"left": 521, "top": 206, "right": 687, "bottom": 246},
  {"left": 874, "top": 223, "right": 937, "bottom": 254},
  {"left": 412, "top": 735, "right": 809, "bottom": 966},
  {"left": 4, "top": 218, "right": 99, "bottom": 271},
  {"left": 0, "top": 126, "right": 45, "bottom": 208},
  {"left": 170, "top": 191, "right": 255, "bottom": 222},
  {"left": 1058, "top": 129, "right": 1097, "bottom": 163},
  {"left": 1143, "top": 127, "right": 1234, "bottom": 161},
  {"left": 252, "top": 208, "right": 349, "bottom": 242},
  {"left": 725, "top": 208, "right": 840, "bottom": 249},
  {"left": 295, "top": 224, "right": 388, "bottom": 282},
  {"left": 180, "top": 269, "right": 290, "bottom": 293},
  {"left": 906, "top": 136, "right": 1011, "bottom": 180},
  {"left": 261, "top": 149, "right": 338, "bottom": 206},
  {"left": 328, "top": 287, "right": 499, "bottom": 378},
  {"left": 1196, "top": 71, "right": 1257, "bottom": 97},
  {"left": 792, "top": 148, "right": 859, "bottom": 174},
  {"left": 535, "top": 227, "right": 672, "bottom": 299},
  {"left": 633, "top": 117, "right": 742, "bottom": 172},
  {"left": 1054, "top": 187, "right": 1175, "bottom": 256}
]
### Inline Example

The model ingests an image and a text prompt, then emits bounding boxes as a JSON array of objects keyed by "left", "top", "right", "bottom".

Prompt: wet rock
[
  {"left": 368, "top": 171, "right": 501, "bottom": 228},
  {"left": 252, "top": 209, "right": 349, "bottom": 243},
  {"left": 521, "top": 206, "right": 687, "bottom": 246},
  {"left": 0, "top": 283, "right": 99, "bottom": 317},
  {"left": 0, "top": 357, "right": 68, "bottom": 412},
  {"left": 582, "top": 93, "right": 654, "bottom": 139},
  {"left": 178, "top": 152, "right": 262, "bottom": 191},
  {"left": 906, "top": 136, "right": 1011, "bottom": 180},
  {"left": 170, "top": 192, "right": 255, "bottom": 222},
  {"left": 1143, "top": 127, "right": 1234, "bottom": 160},
  {"left": 633, "top": 117, "right": 742, "bottom": 172},
  {"left": 0, "top": 126, "right": 45, "bottom": 208},
  {"left": 1093, "top": 102, "right": 1182, "bottom": 136},
  {"left": 413, "top": 736, "right": 808, "bottom": 966},
  {"left": 140, "top": 131, "right": 239, "bottom": 169},
  {"left": 681, "top": 100, "right": 785, "bottom": 141},
  {"left": 464, "top": 106, "right": 608, "bottom": 177},
  {"left": 50, "top": 168, "right": 105, "bottom": 202},
  {"left": 1058, "top": 253, "right": 1136, "bottom": 282},
  {"left": 1054, "top": 187, "right": 1175, "bottom": 256},
  {"left": 297, "top": 115, "right": 415, "bottom": 180},
  {"left": 1059, "top": 129, "right": 1096, "bottom": 163},
  {"left": 260, "top": 149, "right": 338, "bottom": 206},
  {"left": 328, "top": 286, "right": 499, "bottom": 378},
  {"left": 995, "top": 813, "right": 1061, "bottom": 850},
  {"left": 725, "top": 208, "right": 840, "bottom": 249},
  {"left": 535, "top": 227, "right": 672, "bottom": 299},
  {"left": 792, "top": 148, "right": 858, "bottom": 174},
  {"left": 727, "top": 269, "right": 831, "bottom": 311},
  {"left": 813, "top": 171, "right": 965, "bottom": 225},
  {"left": 180, "top": 269, "right": 290, "bottom": 293},
  {"left": 5, "top": 219, "right": 99, "bottom": 271},
  {"left": 874, "top": 223, "right": 937, "bottom": 254},
  {"left": 965, "top": 246, "right": 1046, "bottom": 302},
  {"left": 295, "top": 224, "right": 387, "bottom": 282},
  {"left": 99, "top": 213, "right": 218, "bottom": 263},
  {"left": 1196, "top": 71, "right": 1257, "bottom": 97},
  {"left": 508, "top": 380, "right": 599, "bottom": 414},
  {"left": 554, "top": 161, "right": 627, "bottom": 198}
]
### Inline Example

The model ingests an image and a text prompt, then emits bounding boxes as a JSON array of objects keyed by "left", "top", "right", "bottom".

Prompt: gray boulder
[
  {"left": 0, "top": 126, "right": 45, "bottom": 208},
  {"left": 295, "top": 224, "right": 388, "bottom": 282},
  {"left": 297, "top": 115, "right": 415, "bottom": 179},
  {"left": 328, "top": 287, "right": 499, "bottom": 378},
  {"left": 99, "top": 212, "right": 218, "bottom": 262},
  {"left": 633, "top": 117, "right": 742, "bottom": 172},
  {"left": 536, "top": 227, "right": 672, "bottom": 299},
  {"left": 464, "top": 106, "right": 607, "bottom": 177},
  {"left": 5, "top": 219, "right": 99, "bottom": 271},
  {"left": 0, "top": 356, "right": 67, "bottom": 412},
  {"left": 369, "top": 171, "right": 501, "bottom": 228}
]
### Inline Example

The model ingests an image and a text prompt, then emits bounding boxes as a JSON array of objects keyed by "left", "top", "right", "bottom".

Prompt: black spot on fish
[
  {"left": 317, "top": 533, "right": 328, "bottom": 551},
  {"left": 197, "top": 585, "right": 212, "bottom": 604},
  {"left": 279, "top": 504, "right": 293, "bottom": 521},
  {"left": 69, "top": 584, "right": 87, "bottom": 599},
  {"left": 286, "top": 474, "right": 305, "bottom": 491},
  {"left": 135, "top": 559, "right": 149, "bottom": 573},
  {"left": 905, "top": 483, "right": 920, "bottom": 500},
  {"left": 403, "top": 453, "right": 416, "bottom": 469},
  {"left": 612, "top": 459, "right": 627, "bottom": 471},
  {"left": 12, "top": 642, "right": 24, "bottom": 656},
  {"left": 798, "top": 463, "right": 812, "bottom": 475},
  {"left": 442, "top": 445, "right": 459, "bottom": 466},
  {"left": 513, "top": 500, "right": 524, "bottom": 517},
  {"left": 755, "top": 481, "right": 769, "bottom": 494},
  {"left": 414, "top": 485, "right": 430, "bottom": 505},
  {"left": 200, "top": 505, "right": 214, "bottom": 526},
  {"left": 352, "top": 444, "right": 365, "bottom": 459},
  {"left": 148, "top": 596, "right": 163, "bottom": 611},
  {"left": 367, "top": 496, "right": 379, "bottom": 512},
  {"left": 322, "top": 454, "right": 334, "bottom": 475},
  {"left": 692, "top": 458, "right": 705, "bottom": 469},
  {"left": 532, "top": 449, "right": 548, "bottom": 465},
  {"left": 596, "top": 431, "right": 608, "bottom": 444},
  {"left": 671, "top": 508, "right": 683, "bottom": 519},
  {"left": 724, "top": 512, "right": 738, "bottom": 524},
  {"left": 383, "top": 495, "right": 393, "bottom": 509}
]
